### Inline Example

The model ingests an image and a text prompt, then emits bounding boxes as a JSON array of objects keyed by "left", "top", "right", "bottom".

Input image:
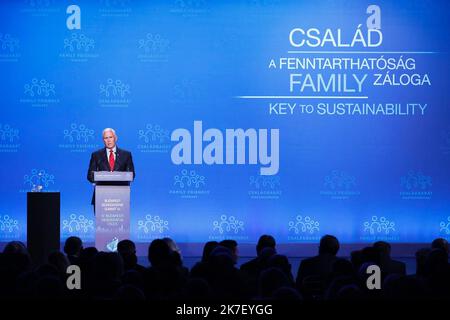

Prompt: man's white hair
[{"left": 102, "top": 128, "right": 117, "bottom": 137}]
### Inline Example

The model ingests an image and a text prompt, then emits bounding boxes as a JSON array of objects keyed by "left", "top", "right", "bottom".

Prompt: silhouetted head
[
  {"left": 79, "top": 247, "right": 98, "bottom": 273},
  {"left": 163, "top": 237, "right": 183, "bottom": 265},
  {"left": 2, "top": 242, "right": 32, "bottom": 275},
  {"left": 148, "top": 239, "right": 172, "bottom": 267},
  {"left": 319, "top": 235, "right": 339, "bottom": 256},
  {"left": 373, "top": 241, "right": 391, "bottom": 258},
  {"left": 424, "top": 248, "right": 449, "bottom": 276},
  {"left": 209, "top": 246, "right": 234, "bottom": 268},
  {"left": 162, "top": 237, "right": 181, "bottom": 254},
  {"left": 201, "top": 241, "right": 219, "bottom": 263},
  {"left": 47, "top": 251, "right": 70, "bottom": 275},
  {"left": 256, "top": 235, "right": 276, "bottom": 256},
  {"left": 219, "top": 239, "right": 238, "bottom": 264},
  {"left": 360, "top": 246, "right": 381, "bottom": 266},
  {"left": 431, "top": 238, "right": 449, "bottom": 254},
  {"left": 117, "top": 240, "right": 138, "bottom": 270},
  {"left": 117, "top": 239, "right": 136, "bottom": 255},
  {"left": 63, "top": 236, "right": 83, "bottom": 257},
  {"left": 3, "top": 241, "right": 28, "bottom": 255}
]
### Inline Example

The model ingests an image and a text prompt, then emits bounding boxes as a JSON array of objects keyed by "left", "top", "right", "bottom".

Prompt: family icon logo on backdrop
[
  {"left": 63, "top": 33, "right": 94, "bottom": 52},
  {"left": 0, "top": 33, "right": 20, "bottom": 62},
  {"left": 20, "top": 78, "right": 59, "bottom": 107},
  {"left": 137, "top": 33, "right": 170, "bottom": 63},
  {"left": 320, "top": 170, "right": 360, "bottom": 200},
  {"left": 21, "top": 169, "right": 55, "bottom": 193},
  {"left": 99, "top": 0, "right": 132, "bottom": 17},
  {"left": 170, "top": 0, "right": 208, "bottom": 17},
  {"left": 136, "top": 214, "right": 170, "bottom": 240},
  {"left": 172, "top": 78, "right": 203, "bottom": 103},
  {"left": 61, "top": 214, "right": 94, "bottom": 240},
  {"left": 0, "top": 214, "right": 20, "bottom": 240},
  {"left": 59, "top": 123, "right": 98, "bottom": 153},
  {"left": 99, "top": 79, "right": 131, "bottom": 108},
  {"left": 60, "top": 32, "right": 99, "bottom": 62},
  {"left": 0, "top": 124, "right": 20, "bottom": 153},
  {"left": 248, "top": 175, "right": 282, "bottom": 200},
  {"left": 400, "top": 171, "right": 432, "bottom": 200},
  {"left": 137, "top": 124, "right": 171, "bottom": 153},
  {"left": 169, "top": 169, "right": 210, "bottom": 199},
  {"left": 210, "top": 214, "right": 247, "bottom": 241},
  {"left": 287, "top": 215, "right": 320, "bottom": 241},
  {"left": 21, "top": 0, "right": 60, "bottom": 16},
  {"left": 361, "top": 215, "right": 399, "bottom": 241}
]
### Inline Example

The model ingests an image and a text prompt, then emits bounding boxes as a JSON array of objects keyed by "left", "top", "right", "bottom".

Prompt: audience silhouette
[{"left": 1, "top": 235, "right": 449, "bottom": 301}]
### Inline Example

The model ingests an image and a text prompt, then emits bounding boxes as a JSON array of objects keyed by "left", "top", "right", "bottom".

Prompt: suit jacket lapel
[
  {"left": 113, "top": 147, "right": 121, "bottom": 171},
  {"left": 102, "top": 148, "right": 110, "bottom": 171}
]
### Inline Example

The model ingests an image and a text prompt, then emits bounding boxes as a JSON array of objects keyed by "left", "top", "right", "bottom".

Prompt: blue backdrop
[{"left": 0, "top": 0, "right": 449, "bottom": 246}]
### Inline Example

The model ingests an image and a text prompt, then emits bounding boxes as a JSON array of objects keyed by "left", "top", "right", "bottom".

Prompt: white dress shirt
[{"left": 106, "top": 146, "right": 117, "bottom": 161}]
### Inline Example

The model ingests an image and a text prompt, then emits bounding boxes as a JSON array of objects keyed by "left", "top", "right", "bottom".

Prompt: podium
[{"left": 94, "top": 171, "right": 133, "bottom": 252}]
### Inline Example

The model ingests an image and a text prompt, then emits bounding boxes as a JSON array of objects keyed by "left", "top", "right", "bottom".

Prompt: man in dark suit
[
  {"left": 295, "top": 234, "right": 341, "bottom": 297},
  {"left": 240, "top": 235, "right": 277, "bottom": 297},
  {"left": 240, "top": 235, "right": 276, "bottom": 276},
  {"left": 87, "top": 128, "right": 135, "bottom": 207},
  {"left": 373, "top": 241, "right": 406, "bottom": 276}
]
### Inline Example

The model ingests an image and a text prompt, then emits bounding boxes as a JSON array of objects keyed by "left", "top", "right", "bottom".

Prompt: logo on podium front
[{"left": 106, "top": 237, "right": 119, "bottom": 252}]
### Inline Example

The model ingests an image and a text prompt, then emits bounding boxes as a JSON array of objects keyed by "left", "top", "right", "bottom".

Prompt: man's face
[{"left": 103, "top": 131, "right": 117, "bottom": 149}]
